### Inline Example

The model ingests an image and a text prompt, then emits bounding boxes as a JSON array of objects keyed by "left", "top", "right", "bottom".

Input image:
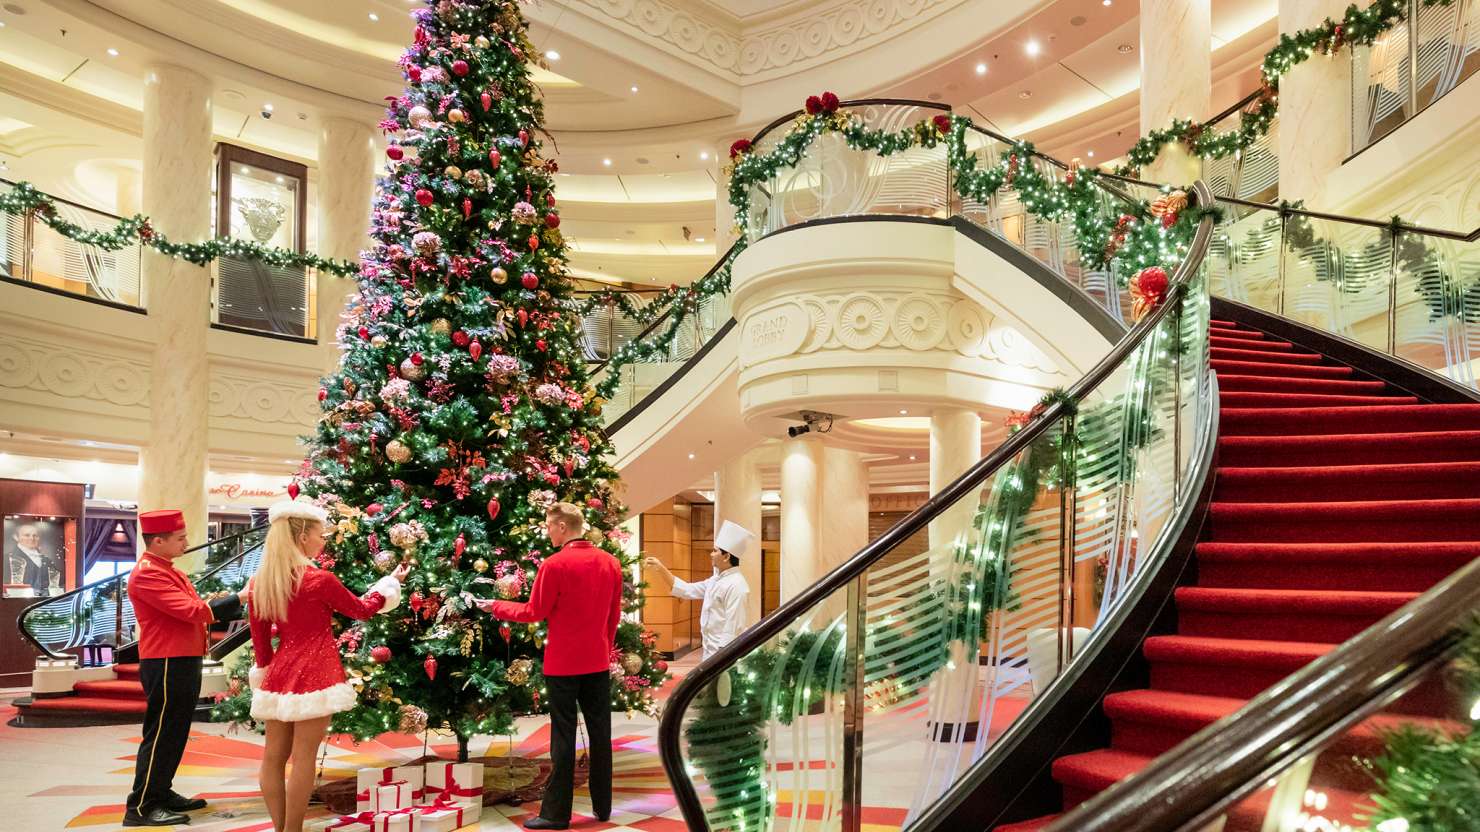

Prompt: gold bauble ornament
[
  {"left": 490, "top": 266, "right": 508, "bottom": 284},
  {"left": 475, "top": 35, "right": 490, "bottom": 48},
  {"left": 444, "top": 165, "right": 463, "bottom": 180},
  {"left": 473, "top": 558, "right": 489, "bottom": 573},
  {"left": 621, "top": 652, "right": 644, "bottom": 675},
  {"left": 464, "top": 169, "right": 485, "bottom": 189},
  {"left": 399, "top": 357, "right": 428, "bottom": 381},
  {"left": 386, "top": 439, "right": 412, "bottom": 464},
  {"left": 430, "top": 318, "right": 452, "bottom": 335},
  {"left": 370, "top": 334, "right": 388, "bottom": 349},
  {"left": 447, "top": 108, "right": 466, "bottom": 123},
  {"left": 506, "top": 657, "right": 534, "bottom": 686}
]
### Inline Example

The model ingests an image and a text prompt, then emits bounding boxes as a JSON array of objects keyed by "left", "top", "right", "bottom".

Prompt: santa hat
[
  {"left": 268, "top": 498, "right": 328, "bottom": 525},
  {"left": 714, "top": 520, "right": 757, "bottom": 560}
]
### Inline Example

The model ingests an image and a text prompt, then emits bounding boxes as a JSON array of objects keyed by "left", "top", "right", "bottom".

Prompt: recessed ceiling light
[
  {"left": 275, "top": 175, "right": 285, "bottom": 183},
  {"left": 1087, "top": 150, "right": 1095, "bottom": 158},
  {"left": 630, "top": 85, "right": 639, "bottom": 93},
  {"left": 695, "top": 237, "right": 705, "bottom": 242},
  {"left": 975, "top": 62, "right": 987, "bottom": 75},
  {"left": 602, "top": 158, "right": 612, "bottom": 166},
  {"left": 239, "top": 165, "right": 250, "bottom": 174},
  {"left": 687, "top": 453, "right": 695, "bottom": 459},
  {"left": 262, "top": 103, "right": 274, "bottom": 112},
  {"left": 1117, "top": 43, "right": 1133, "bottom": 53},
  {"left": 899, "top": 409, "right": 909, "bottom": 415},
  {"left": 545, "top": 50, "right": 560, "bottom": 60},
  {"left": 909, "top": 455, "right": 917, "bottom": 461},
  {"left": 1019, "top": 90, "right": 1033, "bottom": 99},
  {"left": 368, "top": 12, "right": 379, "bottom": 21},
  {"left": 1025, "top": 39, "right": 1041, "bottom": 57},
  {"left": 106, "top": 47, "right": 119, "bottom": 57},
  {"left": 699, "top": 150, "right": 710, "bottom": 160},
  {"left": 1103, "top": 0, "right": 1112, "bottom": 6}
]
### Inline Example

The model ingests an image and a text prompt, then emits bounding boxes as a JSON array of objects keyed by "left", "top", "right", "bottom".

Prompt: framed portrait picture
[{"left": 4, "top": 515, "right": 72, "bottom": 599}]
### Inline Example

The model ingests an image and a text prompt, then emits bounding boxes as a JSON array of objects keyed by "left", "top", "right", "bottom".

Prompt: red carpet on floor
[{"left": 997, "top": 319, "right": 1479, "bottom": 832}]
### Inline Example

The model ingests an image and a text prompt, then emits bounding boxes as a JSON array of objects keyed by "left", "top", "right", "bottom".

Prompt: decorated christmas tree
[{"left": 214, "top": 0, "right": 667, "bottom": 758}]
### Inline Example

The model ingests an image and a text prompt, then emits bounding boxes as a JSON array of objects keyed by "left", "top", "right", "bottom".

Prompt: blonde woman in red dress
[{"left": 247, "top": 499, "right": 407, "bottom": 832}]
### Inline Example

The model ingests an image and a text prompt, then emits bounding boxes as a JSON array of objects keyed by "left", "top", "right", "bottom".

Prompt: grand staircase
[{"left": 998, "top": 315, "right": 1480, "bottom": 831}]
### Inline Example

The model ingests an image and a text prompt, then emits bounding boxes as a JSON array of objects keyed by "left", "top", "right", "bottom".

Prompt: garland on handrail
[
  {"left": 0, "top": 182, "right": 360, "bottom": 277},
  {"left": 1112, "top": 0, "right": 1455, "bottom": 176}
]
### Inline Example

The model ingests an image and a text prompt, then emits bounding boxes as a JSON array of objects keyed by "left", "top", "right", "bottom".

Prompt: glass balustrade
[
  {"left": 1353, "top": 0, "right": 1480, "bottom": 154},
  {"left": 660, "top": 185, "right": 1218, "bottom": 832},
  {"left": 1, "top": 178, "right": 143, "bottom": 308}
]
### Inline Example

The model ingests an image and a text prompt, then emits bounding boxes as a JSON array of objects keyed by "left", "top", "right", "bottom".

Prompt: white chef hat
[
  {"left": 714, "top": 520, "right": 757, "bottom": 560},
  {"left": 268, "top": 498, "right": 328, "bottom": 525}
]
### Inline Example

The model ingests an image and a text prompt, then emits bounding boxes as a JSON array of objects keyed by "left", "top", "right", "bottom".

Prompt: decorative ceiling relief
[{"left": 579, "top": 0, "right": 742, "bottom": 73}]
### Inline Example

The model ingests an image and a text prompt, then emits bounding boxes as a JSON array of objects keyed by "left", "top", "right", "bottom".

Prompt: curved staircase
[{"left": 998, "top": 316, "right": 1480, "bottom": 831}]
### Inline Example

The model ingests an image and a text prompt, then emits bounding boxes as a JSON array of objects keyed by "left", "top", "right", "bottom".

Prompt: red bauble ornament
[
  {"left": 528, "top": 234, "right": 540, "bottom": 251},
  {"left": 366, "top": 503, "right": 384, "bottom": 516},
  {"left": 454, "top": 534, "right": 466, "bottom": 557},
  {"left": 480, "top": 91, "right": 492, "bottom": 111},
  {"left": 424, "top": 655, "right": 438, "bottom": 680},
  {"left": 415, "top": 188, "right": 434, "bottom": 206},
  {"left": 370, "top": 646, "right": 392, "bottom": 664},
  {"left": 463, "top": 198, "right": 473, "bottom": 219},
  {"left": 518, "top": 129, "right": 529, "bottom": 146},
  {"left": 387, "top": 145, "right": 404, "bottom": 161},
  {"left": 521, "top": 272, "right": 539, "bottom": 289},
  {"left": 535, "top": 339, "right": 547, "bottom": 351},
  {"left": 358, "top": 326, "right": 370, "bottom": 340},
  {"left": 451, "top": 59, "right": 469, "bottom": 76},
  {"left": 410, "top": 352, "right": 424, "bottom": 366},
  {"left": 587, "top": 497, "right": 603, "bottom": 509},
  {"left": 517, "top": 309, "right": 529, "bottom": 327},
  {"left": 546, "top": 193, "right": 555, "bottom": 208},
  {"left": 488, "top": 149, "right": 501, "bottom": 168},
  {"left": 452, "top": 330, "right": 470, "bottom": 347},
  {"left": 486, "top": 497, "right": 501, "bottom": 520},
  {"left": 545, "top": 213, "right": 560, "bottom": 229},
  {"left": 499, "top": 624, "right": 512, "bottom": 642},
  {"left": 287, "top": 482, "right": 300, "bottom": 500},
  {"left": 317, "top": 387, "right": 327, "bottom": 402},
  {"left": 563, "top": 459, "right": 575, "bottom": 476},
  {"left": 469, "top": 339, "right": 483, "bottom": 360}
]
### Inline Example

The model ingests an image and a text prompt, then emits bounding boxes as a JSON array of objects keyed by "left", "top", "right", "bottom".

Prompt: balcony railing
[
  {"left": 1352, "top": 0, "right": 1480, "bottom": 153},
  {"left": 0, "top": 178, "right": 143, "bottom": 309}
]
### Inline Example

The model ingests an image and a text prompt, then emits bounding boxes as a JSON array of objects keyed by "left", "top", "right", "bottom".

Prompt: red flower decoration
[
  {"left": 820, "top": 91, "right": 840, "bottom": 113},
  {"left": 729, "top": 138, "right": 752, "bottom": 159},
  {"left": 1130, "top": 266, "right": 1170, "bottom": 321},
  {"left": 932, "top": 114, "right": 952, "bottom": 134},
  {"left": 805, "top": 95, "right": 823, "bottom": 115}
]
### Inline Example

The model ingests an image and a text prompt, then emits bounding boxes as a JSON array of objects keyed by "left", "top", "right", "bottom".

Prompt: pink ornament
[
  {"left": 366, "top": 503, "right": 384, "bottom": 516},
  {"left": 521, "top": 272, "right": 539, "bottom": 289},
  {"left": 587, "top": 497, "right": 603, "bottom": 509},
  {"left": 451, "top": 59, "right": 469, "bottom": 76}
]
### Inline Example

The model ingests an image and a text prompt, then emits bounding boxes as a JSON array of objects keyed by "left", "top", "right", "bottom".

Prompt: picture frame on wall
[{"left": 3, "top": 514, "right": 74, "bottom": 599}]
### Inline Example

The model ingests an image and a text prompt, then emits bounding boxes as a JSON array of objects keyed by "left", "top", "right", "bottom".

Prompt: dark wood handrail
[
  {"left": 15, "top": 523, "right": 269, "bottom": 659},
  {"left": 1050, "top": 553, "right": 1480, "bottom": 832},
  {"left": 654, "top": 180, "right": 1218, "bottom": 829}
]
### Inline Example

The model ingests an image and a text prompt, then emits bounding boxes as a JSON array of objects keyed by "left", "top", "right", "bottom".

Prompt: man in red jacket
[
  {"left": 123, "top": 510, "right": 247, "bottom": 827},
  {"left": 478, "top": 502, "right": 622, "bottom": 830}
]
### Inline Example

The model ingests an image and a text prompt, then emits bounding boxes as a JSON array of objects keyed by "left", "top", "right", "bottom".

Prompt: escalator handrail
[
  {"left": 655, "top": 179, "right": 1219, "bottom": 828},
  {"left": 16, "top": 523, "right": 269, "bottom": 659},
  {"left": 1051, "top": 553, "right": 1480, "bottom": 832}
]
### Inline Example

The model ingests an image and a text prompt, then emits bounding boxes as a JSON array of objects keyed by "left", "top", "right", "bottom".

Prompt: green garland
[
  {"left": 0, "top": 181, "right": 359, "bottom": 277},
  {"left": 1362, "top": 614, "right": 1480, "bottom": 832},
  {"left": 1114, "top": 0, "right": 1455, "bottom": 176}
]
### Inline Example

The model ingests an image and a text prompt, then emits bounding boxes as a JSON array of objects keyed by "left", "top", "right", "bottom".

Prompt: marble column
[
  {"left": 137, "top": 64, "right": 214, "bottom": 549},
  {"left": 928, "top": 408, "right": 983, "bottom": 732},
  {"left": 780, "top": 437, "right": 868, "bottom": 621},
  {"left": 715, "top": 449, "right": 763, "bottom": 625},
  {"left": 714, "top": 149, "right": 737, "bottom": 246},
  {"left": 115, "top": 167, "right": 141, "bottom": 217},
  {"left": 1139, "top": 0, "right": 1211, "bottom": 185},
  {"left": 1278, "top": 0, "right": 1352, "bottom": 207},
  {"left": 316, "top": 117, "right": 377, "bottom": 369}
]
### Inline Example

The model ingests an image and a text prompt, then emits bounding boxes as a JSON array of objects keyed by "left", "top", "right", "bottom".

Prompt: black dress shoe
[
  {"left": 524, "top": 817, "right": 569, "bottom": 830},
  {"left": 594, "top": 809, "right": 611, "bottom": 822},
  {"left": 123, "top": 807, "right": 190, "bottom": 826},
  {"left": 163, "top": 792, "right": 208, "bottom": 812}
]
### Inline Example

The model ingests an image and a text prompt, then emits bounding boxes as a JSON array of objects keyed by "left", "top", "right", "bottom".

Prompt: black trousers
[
  {"left": 126, "top": 656, "right": 203, "bottom": 813},
  {"left": 540, "top": 671, "right": 612, "bottom": 823}
]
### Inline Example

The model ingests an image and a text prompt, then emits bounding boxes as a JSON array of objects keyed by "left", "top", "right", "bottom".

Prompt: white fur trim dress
[{"left": 248, "top": 570, "right": 400, "bottom": 722}]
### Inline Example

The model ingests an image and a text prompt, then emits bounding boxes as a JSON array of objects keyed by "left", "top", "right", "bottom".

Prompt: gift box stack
[{"left": 331, "top": 762, "right": 484, "bottom": 831}]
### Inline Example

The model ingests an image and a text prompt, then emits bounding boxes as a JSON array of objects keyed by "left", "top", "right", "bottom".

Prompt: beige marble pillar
[
  {"left": 714, "top": 149, "right": 737, "bottom": 246},
  {"left": 1278, "top": 0, "right": 1352, "bottom": 207},
  {"left": 779, "top": 436, "right": 823, "bottom": 605},
  {"left": 715, "top": 449, "right": 763, "bottom": 625},
  {"left": 1139, "top": 0, "right": 1211, "bottom": 185},
  {"left": 316, "top": 117, "right": 377, "bottom": 368},
  {"left": 115, "top": 167, "right": 142, "bottom": 217},
  {"left": 137, "top": 64, "right": 213, "bottom": 549},
  {"left": 928, "top": 408, "right": 983, "bottom": 728}
]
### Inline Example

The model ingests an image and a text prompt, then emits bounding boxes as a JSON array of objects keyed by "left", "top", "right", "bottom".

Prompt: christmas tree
[{"left": 215, "top": 0, "right": 668, "bottom": 759}]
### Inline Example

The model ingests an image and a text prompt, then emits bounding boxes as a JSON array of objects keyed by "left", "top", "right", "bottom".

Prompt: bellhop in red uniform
[{"left": 123, "top": 510, "right": 246, "bottom": 827}]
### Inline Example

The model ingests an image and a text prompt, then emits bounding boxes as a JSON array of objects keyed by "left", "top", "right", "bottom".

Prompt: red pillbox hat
[{"left": 139, "top": 510, "right": 186, "bottom": 535}]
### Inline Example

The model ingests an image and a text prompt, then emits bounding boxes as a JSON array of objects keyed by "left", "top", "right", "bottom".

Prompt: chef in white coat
[{"left": 645, "top": 520, "right": 756, "bottom": 660}]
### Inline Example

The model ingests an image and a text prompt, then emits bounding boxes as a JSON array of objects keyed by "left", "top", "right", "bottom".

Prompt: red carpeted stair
[{"left": 997, "top": 320, "right": 1480, "bottom": 832}]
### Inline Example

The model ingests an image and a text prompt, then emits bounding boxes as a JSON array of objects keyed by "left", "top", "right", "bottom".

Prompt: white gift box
[
  {"left": 422, "top": 762, "right": 483, "bottom": 805},
  {"left": 327, "top": 809, "right": 414, "bottom": 832},
  {"left": 370, "top": 782, "right": 411, "bottom": 813},
  {"left": 356, "top": 766, "right": 426, "bottom": 812},
  {"left": 410, "top": 798, "right": 482, "bottom": 832}
]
